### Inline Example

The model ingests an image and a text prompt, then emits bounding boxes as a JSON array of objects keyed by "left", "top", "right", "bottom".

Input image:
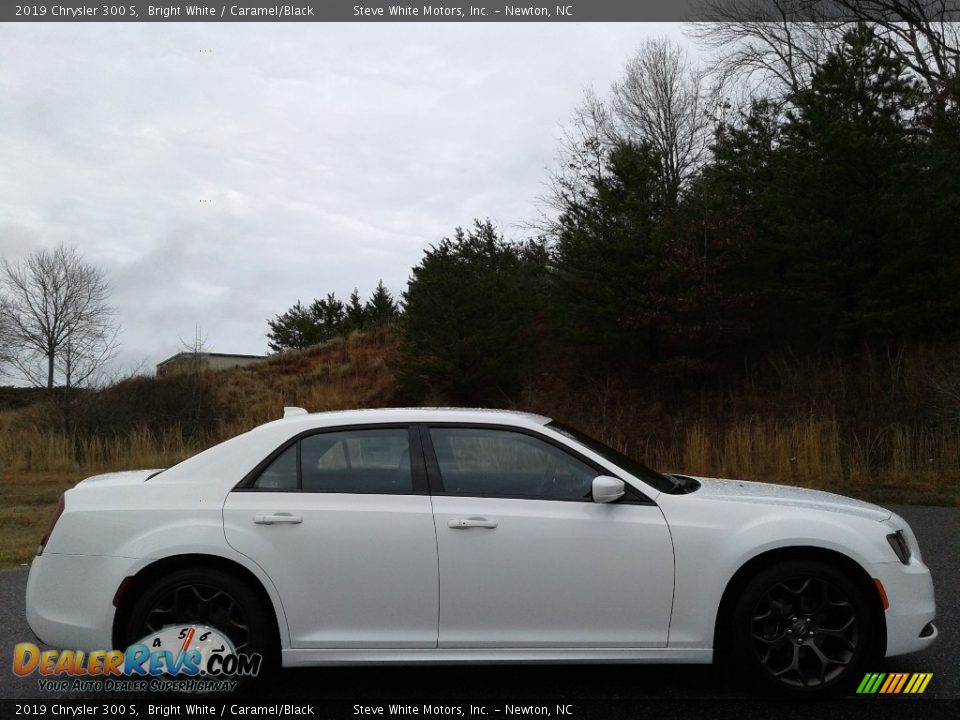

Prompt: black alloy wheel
[
  {"left": 732, "top": 559, "right": 878, "bottom": 697},
  {"left": 124, "top": 567, "right": 275, "bottom": 672},
  {"left": 140, "top": 581, "right": 251, "bottom": 652}
]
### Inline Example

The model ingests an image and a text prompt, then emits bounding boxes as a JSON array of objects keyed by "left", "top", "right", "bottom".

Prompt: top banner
[{"left": 3, "top": 0, "right": 959, "bottom": 22}]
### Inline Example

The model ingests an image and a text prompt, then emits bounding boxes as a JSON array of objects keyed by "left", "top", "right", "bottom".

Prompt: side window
[
  {"left": 252, "top": 444, "right": 298, "bottom": 490},
  {"left": 300, "top": 428, "right": 412, "bottom": 493},
  {"left": 429, "top": 427, "right": 596, "bottom": 501}
]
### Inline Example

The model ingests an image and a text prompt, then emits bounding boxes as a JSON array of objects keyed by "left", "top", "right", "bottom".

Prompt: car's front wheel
[{"left": 731, "top": 559, "right": 879, "bottom": 698}]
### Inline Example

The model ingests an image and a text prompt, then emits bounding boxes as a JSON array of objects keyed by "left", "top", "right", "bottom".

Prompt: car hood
[
  {"left": 689, "top": 476, "right": 892, "bottom": 522},
  {"left": 75, "top": 469, "right": 164, "bottom": 487}
]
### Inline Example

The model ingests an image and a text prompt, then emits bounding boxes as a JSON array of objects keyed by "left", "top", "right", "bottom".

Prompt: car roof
[{"left": 259, "top": 407, "right": 552, "bottom": 431}]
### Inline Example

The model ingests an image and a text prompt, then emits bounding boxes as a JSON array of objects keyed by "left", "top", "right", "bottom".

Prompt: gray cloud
[{"left": 0, "top": 22, "right": 685, "bottom": 376}]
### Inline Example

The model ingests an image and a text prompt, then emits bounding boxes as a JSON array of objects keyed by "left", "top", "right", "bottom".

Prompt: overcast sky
[{"left": 0, "top": 22, "right": 686, "bottom": 378}]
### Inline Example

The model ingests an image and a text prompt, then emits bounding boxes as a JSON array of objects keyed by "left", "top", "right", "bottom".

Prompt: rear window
[{"left": 251, "top": 428, "right": 412, "bottom": 494}]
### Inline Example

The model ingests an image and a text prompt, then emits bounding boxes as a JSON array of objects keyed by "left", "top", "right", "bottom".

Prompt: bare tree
[
  {"left": 536, "top": 38, "right": 712, "bottom": 232},
  {"left": 609, "top": 38, "right": 712, "bottom": 206},
  {"left": 177, "top": 325, "right": 210, "bottom": 377},
  {"left": 689, "top": 1, "right": 960, "bottom": 116},
  {"left": 0, "top": 244, "right": 119, "bottom": 390},
  {"left": 532, "top": 88, "right": 615, "bottom": 234},
  {"left": 561, "top": 88, "right": 616, "bottom": 194},
  {"left": 0, "top": 306, "right": 12, "bottom": 377},
  {"left": 832, "top": 1, "right": 960, "bottom": 118},
  {"left": 688, "top": 2, "right": 841, "bottom": 98},
  {"left": 57, "top": 326, "right": 121, "bottom": 391}
]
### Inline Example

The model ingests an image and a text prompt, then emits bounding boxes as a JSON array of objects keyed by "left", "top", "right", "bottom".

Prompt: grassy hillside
[
  {"left": 2, "top": 329, "right": 958, "bottom": 566},
  {"left": 0, "top": 332, "right": 399, "bottom": 566}
]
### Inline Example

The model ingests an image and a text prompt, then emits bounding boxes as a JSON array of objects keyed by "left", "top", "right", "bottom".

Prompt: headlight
[{"left": 887, "top": 530, "right": 912, "bottom": 564}]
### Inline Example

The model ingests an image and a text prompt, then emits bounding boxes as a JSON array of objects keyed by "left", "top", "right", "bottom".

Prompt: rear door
[
  {"left": 423, "top": 424, "right": 674, "bottom": 648},
  {"left": 223, "top": 425, "right": 439, "bottom": 649}
]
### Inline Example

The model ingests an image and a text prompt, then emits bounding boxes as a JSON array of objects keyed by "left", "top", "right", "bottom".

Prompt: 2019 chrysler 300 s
[{"left": 26, "top": 407, "right": 937, "bottom": 696}]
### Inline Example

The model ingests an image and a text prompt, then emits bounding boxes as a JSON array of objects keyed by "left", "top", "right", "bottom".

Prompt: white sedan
[{"left": 26, "top": 408, "right": 936, "bottom": 696}]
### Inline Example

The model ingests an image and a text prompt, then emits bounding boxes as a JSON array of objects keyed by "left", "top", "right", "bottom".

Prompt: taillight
[{"left": 37, "top": 494, "right": 65, "bottom": 556}]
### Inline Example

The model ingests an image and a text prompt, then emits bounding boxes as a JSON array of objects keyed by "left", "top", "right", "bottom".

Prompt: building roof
[{"left": 156, "top": 351, "right": 267, "bottom": 368}]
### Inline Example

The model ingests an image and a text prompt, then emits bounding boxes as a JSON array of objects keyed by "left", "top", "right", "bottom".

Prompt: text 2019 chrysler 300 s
[{"left": 26, "top": 407, "right": 936, "bottom": 696}]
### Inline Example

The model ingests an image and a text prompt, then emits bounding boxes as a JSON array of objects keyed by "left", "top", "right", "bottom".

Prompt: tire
[
  {"left": 124, "top": 567, "right": 277, "bottom": 680},
  {"left": 730, "top": 559, "right": 879, "bottom": 698}
]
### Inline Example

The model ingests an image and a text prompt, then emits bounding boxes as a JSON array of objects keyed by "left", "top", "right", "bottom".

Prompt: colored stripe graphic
[
  {"left": 857, "top": 673, "right": 884, "bottom": 693},
  {"left": 905, "top": 673, "right": 933, "bottom": 694},
  {"left": 879, "top": 673, "right": 897, "bottom": 693},
  {"left": 892, "top": 673, "right": 910, "bottom": 693},
  {"left": 857, "top": 672, "right": 933, "bottom": 694}
]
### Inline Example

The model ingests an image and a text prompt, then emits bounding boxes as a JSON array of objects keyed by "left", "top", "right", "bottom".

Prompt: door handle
[
  {"left": 254, "top": 513, "right": 303, "bottom": 525},
  {"left": 447, "top": 517, "right": 498, "bottom": 529}
]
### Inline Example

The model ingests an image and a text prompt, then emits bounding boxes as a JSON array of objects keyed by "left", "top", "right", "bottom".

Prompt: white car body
[{"left": 26, "top": 408, "right": 936, "bottom": 673}]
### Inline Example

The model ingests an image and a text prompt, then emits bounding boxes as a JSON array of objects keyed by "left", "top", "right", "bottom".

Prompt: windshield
[{"left": 546, "top": 421, "right": 677, "bottom": 494}]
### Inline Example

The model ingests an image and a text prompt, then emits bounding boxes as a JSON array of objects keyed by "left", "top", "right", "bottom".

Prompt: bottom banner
[{"left": 2, "top": 698, "right": 958, "bottom": 720}]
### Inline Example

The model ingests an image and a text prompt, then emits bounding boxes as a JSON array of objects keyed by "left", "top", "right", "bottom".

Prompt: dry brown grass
[
  {"left": 0, "top": 470, "right": 88, "bottom": 567},
  {"left": 0, "top": 331, "right": 400, "bottom": 475},
  {"left": 0, "top": 331, "right": 403, "bottom": 567},
  {"left": 520, "top": 343, "right": 960, "bottom": 507},
  {"left": 2, "top": 333, "right": 959, "bottom": 567},
  {"left": 642, "top": 419, "right": 960, "bottom": 506}
]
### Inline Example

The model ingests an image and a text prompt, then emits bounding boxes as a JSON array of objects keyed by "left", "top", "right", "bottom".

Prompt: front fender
[{"left": 658, "top": 494, "right": 892, "bottom": 648}]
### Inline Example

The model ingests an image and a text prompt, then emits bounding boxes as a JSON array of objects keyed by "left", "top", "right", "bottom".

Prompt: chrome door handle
[
  {"left": 448, "top": 517, "right": 498, "bottom": 529},
  {"left": 254, "top": 513, "right": 303, "bottom": 525}
]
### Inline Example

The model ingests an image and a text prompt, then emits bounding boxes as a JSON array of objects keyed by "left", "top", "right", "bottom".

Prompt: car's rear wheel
[
  {"left": 731, "top": 559, "right": 879, "bottom": 698},
  {"left": 124, "top": 567, "right": 275, "bottom": 673}
]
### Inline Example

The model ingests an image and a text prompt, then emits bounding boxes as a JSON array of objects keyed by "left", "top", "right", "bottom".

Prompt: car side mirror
[{"left": 592, "top": 476, "right": 625, "bottom": 503}]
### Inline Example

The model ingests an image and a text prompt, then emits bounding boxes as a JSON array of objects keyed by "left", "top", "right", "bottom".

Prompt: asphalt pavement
[{"left": 1, "top": 504, "right": 956, "bottom": 704}]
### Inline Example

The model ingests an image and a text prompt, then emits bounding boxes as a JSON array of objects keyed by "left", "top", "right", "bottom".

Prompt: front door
[{"left": 424, "top": 425, "right": 674, "bottom": 648}]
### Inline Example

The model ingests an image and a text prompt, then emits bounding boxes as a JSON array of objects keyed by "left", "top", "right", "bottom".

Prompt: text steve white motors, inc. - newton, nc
[{"left": 352, "top": 5, "right": 574, "bottom": 18}]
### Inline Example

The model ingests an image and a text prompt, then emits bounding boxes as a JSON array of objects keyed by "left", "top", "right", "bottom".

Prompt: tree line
[
  {"left": 6, "top": 1, "right": 957, "bottom": 420},
  {"left": 266, "top": 280, "right": 401, "bottom": 352},
  {"left": 383, "top": 15, "right": 959, "bottom": 403}
]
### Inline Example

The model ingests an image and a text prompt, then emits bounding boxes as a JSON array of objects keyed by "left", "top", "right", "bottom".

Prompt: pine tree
[
  {"left": 552, "top": 141, "right": 675, "bottom": 367},
  {"left": 309, "top": 293, "right": 346, "bottom": 341},
  {"left": 266, "top": 300, "right": 322, "bottom": 353},
  {"left": 398, "top": 220, "right": 547, "bottom": 403},
  {"left": 345, "top": 288, "right": 368, "bottom": 333},
  {"left": 365, "top": 280, "right": 399, "bottom": 328}
]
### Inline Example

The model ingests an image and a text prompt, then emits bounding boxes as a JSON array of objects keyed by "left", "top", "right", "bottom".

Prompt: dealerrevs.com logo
[{"left": 13, "top": 624, "right": 261, "bottom": 693}]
